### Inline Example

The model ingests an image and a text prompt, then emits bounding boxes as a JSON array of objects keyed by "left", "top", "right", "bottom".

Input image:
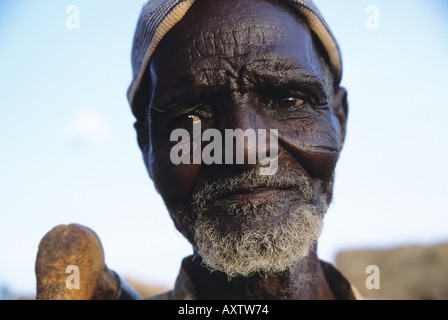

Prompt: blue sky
[{"left": 0, "top": 0, "right": 447, "bottom": 297}]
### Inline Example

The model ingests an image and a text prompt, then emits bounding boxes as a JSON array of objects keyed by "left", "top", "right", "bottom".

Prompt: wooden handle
[{"left": 35, "top": 223, "right": 106, "bottom": 300}]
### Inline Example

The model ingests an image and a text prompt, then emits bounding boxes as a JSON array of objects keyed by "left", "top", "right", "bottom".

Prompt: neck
[{"left": 188, "top": 246, "right": 336, "bottom": 300}]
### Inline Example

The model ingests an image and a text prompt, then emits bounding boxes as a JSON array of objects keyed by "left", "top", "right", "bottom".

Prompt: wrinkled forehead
[
  {"left": 154, "top": 0, "right": 313, "bottom": 57},
  {"left": 149, "top": 0, "right": 322, "bottom": 91},
  {"left": 128, "top": 0, "right": 343, "bottom": 122}
]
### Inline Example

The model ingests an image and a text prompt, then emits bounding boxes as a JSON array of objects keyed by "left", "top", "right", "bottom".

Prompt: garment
[{"left": 148, "top": 255, "right": 363, "bottom": 300}]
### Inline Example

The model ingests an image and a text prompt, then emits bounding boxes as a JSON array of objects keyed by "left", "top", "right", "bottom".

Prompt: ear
[{"left": 331, "top": 86, "right": 349, "bottom": 149}]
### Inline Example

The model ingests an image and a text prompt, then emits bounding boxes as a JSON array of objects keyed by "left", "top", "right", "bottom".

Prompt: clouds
[{"left": 64, "top": 109, "right": 110, "bottom": 147}]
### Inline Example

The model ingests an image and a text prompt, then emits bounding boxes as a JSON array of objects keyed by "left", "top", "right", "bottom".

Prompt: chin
[{"left": 190, "top": 195, "right": 328, "bottom": 278}]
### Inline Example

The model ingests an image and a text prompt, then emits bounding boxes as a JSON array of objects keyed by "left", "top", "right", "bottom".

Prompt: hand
[{"left": 35, "top": 223, "right": 119, "bottom": 300}]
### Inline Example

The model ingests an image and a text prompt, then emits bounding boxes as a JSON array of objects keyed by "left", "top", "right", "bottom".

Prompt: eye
[
  {"left": 279, "top": 97, "right": 305, "bottom": 109},
  {"left": 169, "top": 114, "right": 202, "bottom": 132},
  {"left": 180, "top": 114, "right": 201, "bottom": 127},
  {"left": 188, "top": 114, "right": 202, "bottom": 124}
]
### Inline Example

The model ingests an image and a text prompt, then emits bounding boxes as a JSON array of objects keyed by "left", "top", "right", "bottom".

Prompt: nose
[
  {"left": 224, "top": 127, "right": 258, "bottom": 171},
  {"left": 219, "top": 100, "right": 278, "bottom": 173}
]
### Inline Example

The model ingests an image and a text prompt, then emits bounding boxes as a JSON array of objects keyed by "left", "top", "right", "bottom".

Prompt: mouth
[
  {"left": 191, "top": 169, "right": 315, "bottom": 209},
  {"left": 216, "top": 186, "right": 293, "bottom": 203}
]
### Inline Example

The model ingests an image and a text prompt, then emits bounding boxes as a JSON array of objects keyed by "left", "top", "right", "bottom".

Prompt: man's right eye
[{"left": 168, "top": 114, "right": 202, "bottom": 132}]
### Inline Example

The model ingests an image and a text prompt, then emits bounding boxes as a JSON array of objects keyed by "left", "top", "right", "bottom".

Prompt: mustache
[{"left": 191, "top": 165, "right": 315, "bottom": 207}]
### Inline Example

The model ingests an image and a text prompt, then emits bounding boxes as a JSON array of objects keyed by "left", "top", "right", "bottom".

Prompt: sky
[{"left": 0, "top": 0, "right": 447, "bottom": 298}]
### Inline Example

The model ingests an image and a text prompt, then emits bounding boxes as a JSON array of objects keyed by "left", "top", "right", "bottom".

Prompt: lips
[
  {"left": 191, "top": 165, "right": 316, "bottom": 209},
  {"left": 216, "top": 186, "right": 293, "bottom": 202}
]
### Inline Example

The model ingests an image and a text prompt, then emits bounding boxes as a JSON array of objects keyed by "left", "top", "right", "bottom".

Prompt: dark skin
[
  {"left": 142, "top": 0, "right": 348, "bottom": 299},
  {"left": 35, "top": 0, "right": 348, "bottom": 300}
]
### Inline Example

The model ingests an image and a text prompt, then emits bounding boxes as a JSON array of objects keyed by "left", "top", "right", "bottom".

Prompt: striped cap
[{"left": 127, "top": 0, "right": 342, "bottom": 119}]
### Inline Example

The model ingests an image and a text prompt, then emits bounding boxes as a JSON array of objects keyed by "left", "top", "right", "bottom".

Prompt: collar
[{"left": 150, "top": 255, "right": 363, "bottom": 300}]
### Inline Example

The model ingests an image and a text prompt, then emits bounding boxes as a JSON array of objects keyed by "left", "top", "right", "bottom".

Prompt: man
[{"left": 35, "top": 0, "right": 361, "bottom": 300}]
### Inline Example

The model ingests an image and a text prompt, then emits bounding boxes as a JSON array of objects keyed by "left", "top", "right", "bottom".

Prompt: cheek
[
  {"left": 277, "top": 114, "right": 341, "bottom": 179},
  {"left": 147, "top": 138, "right": 202, "bottom": 201},
  {"left": 284, "top": 113, "right": 340, "bottom": 148}
]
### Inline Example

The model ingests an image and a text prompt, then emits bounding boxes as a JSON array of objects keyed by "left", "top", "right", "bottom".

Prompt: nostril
[
  {"left": 218, "top": 127, "right": 280, "bottom": 176},
  {"left": 223, "top": 128, "right": 258, "bottom": 166}
]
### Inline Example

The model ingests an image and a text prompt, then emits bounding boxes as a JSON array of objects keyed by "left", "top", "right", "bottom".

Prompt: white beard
[{"left": 190, "top": 168, "right": 329, "bottom": 279}]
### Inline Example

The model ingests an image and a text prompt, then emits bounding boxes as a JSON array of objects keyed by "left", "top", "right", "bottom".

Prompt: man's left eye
[{"left": 279, "top": 97, "right": 305, "bottom": 109}]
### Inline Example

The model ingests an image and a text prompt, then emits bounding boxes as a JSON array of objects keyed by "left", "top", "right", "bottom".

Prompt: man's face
[{"left": 141, "top": 0, "right": 347, "bottom": 277}]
